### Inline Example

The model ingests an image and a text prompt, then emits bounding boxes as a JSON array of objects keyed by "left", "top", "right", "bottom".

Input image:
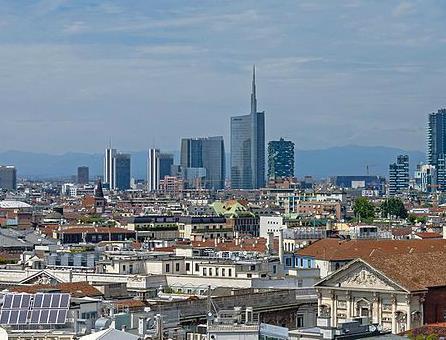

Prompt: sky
[{"left": 0, "top": 0, "right": 445, "bottom": 154}]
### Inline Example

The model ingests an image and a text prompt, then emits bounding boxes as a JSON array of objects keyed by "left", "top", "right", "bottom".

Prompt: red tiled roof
[
  {"left": 363, "top": 251, "right": 446, "bottom": 292},
  {"left": 404, "top": 322, "right": 446, "bottom": 337},
  {"left": 112, "top": 299, "right": 150, "bottom": 311},
  {"left": 11, "top": 282, "right": 103, "bottom": 298},
  {"left": 297, "top": 238, "right": 446, "bottom": 261},
  {"left": 414, "top": 232, "right": 442, "bottom": 239}
]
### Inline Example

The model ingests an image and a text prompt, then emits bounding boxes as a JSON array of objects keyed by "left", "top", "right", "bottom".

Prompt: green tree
[
  {"left": 352, "top": 197, "right": 375, "bottom": 222},
  {"left": 381, "top": 197, "right": 408, "bottom": 219}
]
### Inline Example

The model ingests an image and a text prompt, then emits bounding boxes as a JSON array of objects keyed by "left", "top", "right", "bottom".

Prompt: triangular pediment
[
  {"left": 316, "top": 260, "right": 407, "bottom": 292},
  {"left": 19, "top": 270, "right": 63, "bottom": 285}
]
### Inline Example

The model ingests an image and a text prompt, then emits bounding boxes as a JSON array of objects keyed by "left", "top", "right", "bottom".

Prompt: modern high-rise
[
  {"left": 77, "top": 166, "right": 89, "bottom": 185},
  {"left": 414, "top": 164, "right": 436, "bottom": 193},
  {"left": 268, "top": 138, "right": 295, "bottom": 179},
  {"left": 159, "top": 153, "right": 174, "bottom": 179},
  {"left": 114, "top": 153, "right": 131, "bottom": 190},
  {"left": 0, "top": 166, "right": 17, "bottom": 190},
  {"left": 104, "top": 147, "right": 117, "bottom": 189},
  {"left": 230, "top": 66, "right": 265, "bottom": 189},
  {"left": 427, "top": 109, "right": 446, "bottom": 191},
  {"left": 180, "top": 136, "right": 225, "bottom": 190},
  {"left": 389, "top": 155, "right": 409, "bottom": 196},
  {"left": 147, "top": 148, "right": 160, "bottom": 191}
]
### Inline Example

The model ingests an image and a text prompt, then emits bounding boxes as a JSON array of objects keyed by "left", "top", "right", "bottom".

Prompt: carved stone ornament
[{"left": 340, "top": 267, "right": 390, "bottom": 290}]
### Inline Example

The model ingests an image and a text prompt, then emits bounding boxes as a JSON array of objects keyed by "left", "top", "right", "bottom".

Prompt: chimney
[
  {"left": 279, "top": 229, "right": 284, "bottom": 264},
  {"left": 266, "top": 232, "right": 274, "bottom": 254}
]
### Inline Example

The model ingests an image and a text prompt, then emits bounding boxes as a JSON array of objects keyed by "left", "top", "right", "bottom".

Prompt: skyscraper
[
  {"left": 428, "top": 109, "right": 446, "bottom": 191},
  {"left": 389, "top": 155, "right": 409, "bottom": 196},
  {"left": 268, "top": 138, "right": 295, "bottom": 179},
  {"left": 114, "top": 153, "right": 131, "bottom": 190},
  {"left": 104, "top": 147, "right": 116, "bottom": 189},
  {"left": 0, "top": 166, "right": 16, "bottom": 190},
  {"left": 147, "top": 148, "right": 160, "bottom": 191},
  {"left": 230, "top": 66, "right": 265, "bottom": 189},
  {"left": 180, "top": 136, "right": 225, "bottom": 190},
  {"left": 77, "top": 166, "right": 89, "bottom": 185},
  {"left": 159, "top": 153, "right": 174, "bottom": 179}
]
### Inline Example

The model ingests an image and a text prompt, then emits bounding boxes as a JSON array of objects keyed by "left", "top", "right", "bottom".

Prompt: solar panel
[
  {"left": 3, "top": 295, "right": 12, "bottom": 309},
  {"left": 60, "top": 294, "right": 70, "bottom": 308},
  {"left": 51, "top": 294, "right": 61, "bottom": 308},
  {"left": 39, "top": 309, "right": 49, "bottom": 324},
  {"left": 56, "top": 309, "right": 67, "bottom": 324},
  {"left": 0, "top": 293, "right": 70, "bottom": 326},
  {"left": 34, "top": 294, "right": 43, "bottom": 308},
  {"left": 0, "top": 311, "right": 9, "bottom": 324}
]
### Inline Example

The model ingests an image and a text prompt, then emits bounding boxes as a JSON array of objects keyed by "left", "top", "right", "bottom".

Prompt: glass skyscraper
[
  {"left": 268, "top": 138, "right": 295, "bottom": 179},
  {"left": 230, "top": 66, "right": 265, "bottom": 189},
  {"left": 114, "top": 153, "right": 131, "bottom": 190},
  {"left": 427, "top": 109, "right": 446, "bottom": 191},
  {"left": 180, "top": 136, "right": 225, "bottom": 190}
]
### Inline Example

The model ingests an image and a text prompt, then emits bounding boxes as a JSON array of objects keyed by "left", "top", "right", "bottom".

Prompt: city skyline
[{"left": 1, "top": 1, "right": 445, "bottom": 154}]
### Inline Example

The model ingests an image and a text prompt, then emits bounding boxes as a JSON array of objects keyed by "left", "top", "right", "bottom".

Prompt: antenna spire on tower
[{"left": 250, "top": 64, "right": 257, "bottom": 114}]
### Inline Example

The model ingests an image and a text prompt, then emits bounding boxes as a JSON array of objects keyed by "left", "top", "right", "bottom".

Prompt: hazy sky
[{"left": 1, "top": 0, "right": 445, "bottom": 154}]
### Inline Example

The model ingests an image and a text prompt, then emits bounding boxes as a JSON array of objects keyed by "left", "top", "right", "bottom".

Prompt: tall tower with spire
[{"left": 230, "top": 66, "right": 265, "bottom": 189}]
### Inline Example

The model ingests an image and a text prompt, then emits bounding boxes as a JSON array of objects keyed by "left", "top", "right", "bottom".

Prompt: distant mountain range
[{"left": 0, "top": 145, "right": 425, "bottom": 180}]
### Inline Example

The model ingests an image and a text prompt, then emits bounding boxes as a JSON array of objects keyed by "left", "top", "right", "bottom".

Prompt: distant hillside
[
  {"left": 295, "top": 145, "right": 425, "bottom": 178},
  {"left": 0, "top": 145, "right": 425, "bottom": 180}
]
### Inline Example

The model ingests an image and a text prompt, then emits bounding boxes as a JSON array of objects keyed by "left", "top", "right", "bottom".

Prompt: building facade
[
  {"left": 0, "top": 166, "right": 17, "bottom": 190},
  {"left": 389, "top": 155, "right": 409, "bottom": 195},
  {"left": 104, "top": 147, "right": 116, "bottom": 189},
  {"left": 159, "top": 153, "right": 174, "bottom": 179},
  {"left": 268, "top": 138, "right": 294, "bottom": 179},
  {"left": 230, "top": 66, "right": 265, "bottom": 189},
  {"left": 77, "top": 166, "right": 89, "bottom": 185},
  {"left": 114, "top": 153, "right": 131, "bottom": 190},
  {"left": 180, "top": 136, "right": 225, "bottom": 190},
  {"left": 147, "top": 148, "right": 160, "bottom": 192}
]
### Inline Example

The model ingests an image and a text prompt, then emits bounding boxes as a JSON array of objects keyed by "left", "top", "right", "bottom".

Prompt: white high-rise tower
[
  {"left": 147, "top": 148, "right": 160, "bottom": 191},
  {"left": 104, "top": 145, "right": 117, "bottom": 189}
]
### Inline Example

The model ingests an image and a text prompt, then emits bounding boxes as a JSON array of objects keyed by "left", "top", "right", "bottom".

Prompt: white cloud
[{"left": 392, "top": 2, "right": 416, "bottom": 17}]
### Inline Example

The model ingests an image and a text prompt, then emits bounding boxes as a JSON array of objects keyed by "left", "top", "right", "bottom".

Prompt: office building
[
  {"left": 77, "top": 166, "right": 89, "bottom": 185},
  {"left": 414, "top": 164, "right": 436, "bottom": 193},
  {"left": 427, "top": 109, "right": 446, "bottom": 191},
  {"left": 0, "top": 166, "right": 16, "bottom": 190},
  {"left": 114, "top": 153, "right": 131, "bottom": 190},
  {"left": 104, "top": 147, "right": 116, "bottom": 189},
  {"left": 180, "top": 136, "right": 225, "bottom": 190},
  {"left": 147, "top": 148, "right": 160, "bottom": 192},
  {"left": 268, "top": 138, "right": 294, "bottom": 179},
  {"left": 230, "top": 66, "right": 265, "bottom": 189},
  {"left": 159, "top": 153, "right": 174, "bottom": 179},
  {"left": 389, "top": 155, "right": 409, "bottom": 196}
]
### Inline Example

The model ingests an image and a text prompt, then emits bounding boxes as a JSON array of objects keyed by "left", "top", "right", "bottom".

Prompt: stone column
[
  {"left": 391, "top": 294, "right": 397, "bottom": 334},
  {"left": 346, "top": 291, "right": 352, "bottom": 319},
  {"left": 406, "top": 295, "right": 411, "bottom": 331},
  {"left": 372, "top": 293, "right": 379, "bottom": 323}
]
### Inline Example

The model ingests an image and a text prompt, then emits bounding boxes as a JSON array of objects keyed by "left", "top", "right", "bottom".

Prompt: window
[
  {"left": 222, "top": 268, "right": 225, "bottom": 276},
  {"left": 175, "top": 263, "right": 180, "bottom": 272},
  {"left": 195, "top": 263, "right": 199, "bottom": 272},
  {"left": 297, "top": 279, "right": 303, "bottom": 287},
  {"left": 209, "top": 268, "right": 213, "bottom": 276},
  {"left": 129, "top": 264, "right": 133, "bottom": 274},
  {"left": 296, "top": 314, "right": 304, "bottom": 328},
  {"left": 273, "top": 265, "right": 277, "bottom": 274},
  {"left": 165, "top": 263, "right": 170, "bottom": 273},
  {"left": 186, "top": 263, "right": 191, "bottom": 271},
  {"left": 228, "top": 269, "right": 232, "bottom": 277},
  {"left": 122, "top": 265, "right": 126, "bottom": 272},
  {"left": 250, "top": 265, "right": 256, "bottom": 271},
  {"left": 203, "top": 268, "right": 207, "bottom": 276}
]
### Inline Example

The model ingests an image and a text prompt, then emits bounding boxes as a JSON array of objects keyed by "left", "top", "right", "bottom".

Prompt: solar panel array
[{"left": 0, "top": 293, "right": 70, "bottom": 326}]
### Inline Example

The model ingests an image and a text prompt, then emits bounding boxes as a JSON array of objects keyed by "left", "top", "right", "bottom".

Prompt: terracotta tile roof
[
  {"left": 414, "top": 232, "right": 442, "bottom": 239},
  {"left": 111, "top": 299, "right": 150, "bottom": 311},
  {"left": 10, "top": 282, "right": 103, "bottom": 298},
  {"left": 297, "top": 238, "right": 446, "bottom": 261},
  {"left": 362, "top": 251, "right": 446, "bottom": 292},
  {"left": 391, "top": 227, "right": 412, "bottom": 237}
]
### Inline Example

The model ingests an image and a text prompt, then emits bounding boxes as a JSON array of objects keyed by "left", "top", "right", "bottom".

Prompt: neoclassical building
[{"left": 315, "top": 251, "right": 446, "bottom": 334}]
